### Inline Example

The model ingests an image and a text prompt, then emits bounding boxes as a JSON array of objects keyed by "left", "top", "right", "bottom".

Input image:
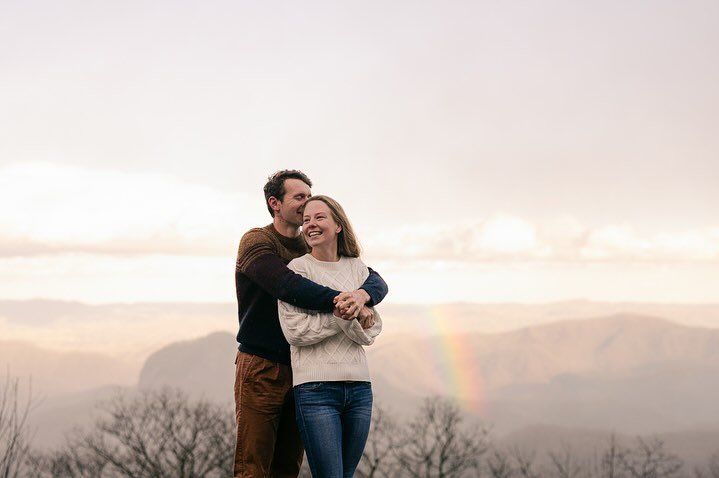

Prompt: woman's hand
[
  {"left": 334, "top": 289, "right": 369, "bottom": 320},
  {"left": 357, "top": 306, "right": 375, "bottom": 329}
]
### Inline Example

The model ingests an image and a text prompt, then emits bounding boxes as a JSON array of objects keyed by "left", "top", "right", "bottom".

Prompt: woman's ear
[{"left": 336, "top": 225, "right": 342, "bottom": 233}]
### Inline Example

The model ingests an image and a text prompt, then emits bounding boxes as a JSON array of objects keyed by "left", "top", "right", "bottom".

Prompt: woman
[{"left": 278, "top": 195, "right": 382, "bottom": 478}]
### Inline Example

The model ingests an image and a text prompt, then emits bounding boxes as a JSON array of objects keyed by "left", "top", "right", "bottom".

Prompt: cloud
[
  {"left": 362, "top": 215, "right": 548, "bottom": 261},
  {"left": 581, "top": 225, "right": 719, "bottom": 261},
  {"left": 0, "top": 253, "right": 236, "bottom": 303},
  {"left": 0, "top": 162, "right": 266, "bottom": 257},
  {"left": 2, "top": 162, "right": 717, "bottom": 264},
  {"left": 363, "top": 215, "right": 719, "bottom": 263}
]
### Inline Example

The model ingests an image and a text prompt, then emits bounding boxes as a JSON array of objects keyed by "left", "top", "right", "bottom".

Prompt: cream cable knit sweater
[{"left": 278, "top": 254, "right": 382, "bottom": 386}]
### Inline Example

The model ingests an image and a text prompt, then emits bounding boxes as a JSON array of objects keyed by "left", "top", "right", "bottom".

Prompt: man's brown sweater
[
  {"left": 235, "top": 224, "right": 337, "bottom": 365},
  {"left": 235, "top": 224, "right": 389, "bottom": 365}
]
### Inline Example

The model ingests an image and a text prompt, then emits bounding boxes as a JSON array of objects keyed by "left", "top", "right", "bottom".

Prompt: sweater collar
[{"left": 264, "top": 224, "right": 306, "bottom": 250}]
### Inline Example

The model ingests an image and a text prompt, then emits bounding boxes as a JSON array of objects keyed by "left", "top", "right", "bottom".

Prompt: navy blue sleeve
[
  {"left": 243, "top": 253, "right": 338, "bottom": 311},
  {"left": 360, "top": 268, "right": 389, "bottom": 306}
]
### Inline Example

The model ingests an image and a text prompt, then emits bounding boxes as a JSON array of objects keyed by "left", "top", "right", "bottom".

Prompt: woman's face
[{"left": 302, "top": 200, "right": 341, "bottom": 250}]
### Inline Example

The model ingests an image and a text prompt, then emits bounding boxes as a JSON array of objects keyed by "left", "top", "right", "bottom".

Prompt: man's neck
[{"left": 272, "top": 217, "right": 301, "bottom": 239}]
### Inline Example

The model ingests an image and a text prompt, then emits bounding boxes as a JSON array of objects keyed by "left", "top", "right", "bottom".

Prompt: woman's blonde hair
[{"left": 304, "top": 195, "right": 361, "bottom": 258}]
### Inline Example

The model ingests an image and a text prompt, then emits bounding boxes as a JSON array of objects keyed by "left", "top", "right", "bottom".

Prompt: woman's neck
[{"left": 310, "top": 245, "right": 339, "bottom": 262}]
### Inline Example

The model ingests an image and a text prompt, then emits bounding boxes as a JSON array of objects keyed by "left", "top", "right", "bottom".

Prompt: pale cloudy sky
[{"left": 1, "top": 0, "right": 718, "bottom": 304}]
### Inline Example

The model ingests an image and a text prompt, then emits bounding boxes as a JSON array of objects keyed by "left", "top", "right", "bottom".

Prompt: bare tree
[
  {"left": 485, "top": 435, "right": 688, "bottom": 478},
  {"left": 509, "top": 447, "right": 541, "bottom": 478},
  {"left": 549, "top": 445, "right": 587, "bottom": 478},
  {"left": 394, "top": 396, "right": 489, "bottom": 478},
  {"left": 695, "top": 452, "right": 719, "bottom": 478},
  {"left": 617, "top": 437, "right": 683, "bottom": 478},
  {"left": 486, "top": 448, "right": 516, "bottom": 478},
  {"left": 356, "top": 403, "right": 407, "bottom": 478},
  {"left": 26, "top": 440, "right": 109, "bottom": 478},
  {"left": 32, "top": 388, "right": 234, "bottom": 478},
  {"left": 0, "top": 373, "right": 34, "bottom": 478},
  {"left": 482, "top": 446, "right": 541, "bottom": 478},
  {"left": 597, "top": 434, "right": 624, "bottom": 478}
]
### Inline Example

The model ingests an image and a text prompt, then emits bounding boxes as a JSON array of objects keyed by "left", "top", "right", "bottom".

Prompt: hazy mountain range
[
  {"left": 3, "top": 298, "right": 719, "bottom": 363},
  {"left": 133, "top": 314, "right": 719, "bottom": 434},
  {"left": 2, "top": 300, "right": 719, "bottom": 457}
]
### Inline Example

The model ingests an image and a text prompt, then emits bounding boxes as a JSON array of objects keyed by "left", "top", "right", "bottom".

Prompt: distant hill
[
  {"left": 369, "top": 314, "right": 719, "bottom": 433},
  {"left": 133, "top": 314, "right": 719, "bottom": 436},
  {"left": 0, "top": 340, "right": 135, "bottom": 395},
  {"left": 0, "top": 299, "right": 235, "bottom": 360},
  {"left": 30, "top": 385, "right": 133, "bottom": 448},
  {"left": 137, "top": 331, "right": 236, "bottom": 403},
  {"left": 370, "top": 314, "right": 719, "bottom": 393},
  {"left": 7, "top": 306, "right": 719, "bottom": 452},
  {"left": 3, "top": 299, "right": 719, "bottom": 360}
]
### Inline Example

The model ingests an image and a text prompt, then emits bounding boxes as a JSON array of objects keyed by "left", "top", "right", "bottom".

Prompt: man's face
[{"left": 274, "top": 178, "right": 311, "bottom": 228}]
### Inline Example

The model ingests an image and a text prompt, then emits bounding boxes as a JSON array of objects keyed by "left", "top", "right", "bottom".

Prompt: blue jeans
[{"left": 294, "top": 381, "right": 373, "bottom": 478}]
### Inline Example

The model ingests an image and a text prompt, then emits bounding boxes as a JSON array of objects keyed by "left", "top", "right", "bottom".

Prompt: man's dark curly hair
[{"left": 263, "top": 169, "right": 313, "bottom": 217}]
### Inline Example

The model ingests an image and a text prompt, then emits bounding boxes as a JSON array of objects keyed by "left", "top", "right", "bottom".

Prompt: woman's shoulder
[
  {"left": 341, "top": 256, "right": 366, "bottom": 265},
  {"left": 287, "top": 253, "right": 313, "bottom": 271},
  {"left": 341, "top": 256, "right": 368, "bottom": 273}
]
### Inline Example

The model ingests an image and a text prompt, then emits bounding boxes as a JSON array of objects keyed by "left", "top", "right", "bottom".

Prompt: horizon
[
  {"left": 4, "top": 297, "right": 719, "bottom": 306},
  {"left": 3, "top": 300, "right": 719, "bottom": 362}
]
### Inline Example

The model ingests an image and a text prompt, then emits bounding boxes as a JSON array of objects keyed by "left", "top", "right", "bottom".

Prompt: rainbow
[{"left": 424, "top": 304, "right": 485, "bottom": 415}]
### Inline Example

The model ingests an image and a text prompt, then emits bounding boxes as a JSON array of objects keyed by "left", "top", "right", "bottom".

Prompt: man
[{"left": 234, "top": 170, "right": 388, "bottom": 477}]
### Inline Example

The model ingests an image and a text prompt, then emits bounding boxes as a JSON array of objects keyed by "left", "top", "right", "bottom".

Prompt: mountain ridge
[{"left": 7, "top": 312, "right": 719, "bottom": 445}]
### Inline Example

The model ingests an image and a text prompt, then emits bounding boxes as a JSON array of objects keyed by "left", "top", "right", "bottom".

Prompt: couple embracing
[{"left": 233, "top": 170, "right": 389, "bottom": 478}]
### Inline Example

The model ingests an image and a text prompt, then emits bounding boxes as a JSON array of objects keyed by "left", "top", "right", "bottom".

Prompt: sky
[{"left": 1, "top": 0, "right": 718, "bottom": 305}]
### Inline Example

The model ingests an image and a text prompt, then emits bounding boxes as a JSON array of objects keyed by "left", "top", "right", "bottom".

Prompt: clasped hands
[{"left": 333, "top": 289, "right": 375, "bottom": 329}]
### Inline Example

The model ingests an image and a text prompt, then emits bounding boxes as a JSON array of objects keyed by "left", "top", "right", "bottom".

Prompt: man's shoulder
[
  {"left": 237, "top": 226, "right": 280, "bottom": 261},
  {"left": 240, "top": 226, "right": 277, "bottom": 248},
  {"left": 242, "top": 225, "right": 274, "bottom": 238}
]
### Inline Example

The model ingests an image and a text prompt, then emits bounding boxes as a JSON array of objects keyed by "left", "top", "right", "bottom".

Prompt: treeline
[
  {"left": 2, "top": 375, "right": 719, "bottom": 477},
  {"left": 352, "top": 398, "right": 719, "bottom": 478}
]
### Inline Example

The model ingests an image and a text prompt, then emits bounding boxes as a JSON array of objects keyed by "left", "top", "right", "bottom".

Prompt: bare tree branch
[
  {"left": 356, "top": 403, "right": 407, "bottom": 478},
  {"left": 0, "top": 372, "right": 35, "bottom": 478},
  {"left": 32, "top": 388, "right": 234, "bottom": 477},
  {"left": 393, "top": 396, "right": 489, "bottom": 478},
  {"left": 618, "top": 436, "right": 683, "bottom": 478}
]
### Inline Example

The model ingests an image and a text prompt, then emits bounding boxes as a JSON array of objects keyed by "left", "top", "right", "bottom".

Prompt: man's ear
[{"left": 268, "top": 197, "right": 281, "bottom": 214}]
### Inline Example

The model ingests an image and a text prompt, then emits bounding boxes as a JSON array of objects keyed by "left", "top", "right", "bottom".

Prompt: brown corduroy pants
[{"left": 233, "top": 351, "right": 304, "bottom": 478}]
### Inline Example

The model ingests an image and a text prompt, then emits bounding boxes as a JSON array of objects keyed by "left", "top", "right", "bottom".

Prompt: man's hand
[
  {"left": 333, "top": 289, "right": 370, "bottom": 320},
  {"left": 357, "top": 306, "right": 375, "bottom": 329}
]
